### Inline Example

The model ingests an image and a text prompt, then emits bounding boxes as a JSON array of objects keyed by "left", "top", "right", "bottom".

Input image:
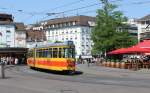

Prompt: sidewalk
[{"left": 76, "top": 63, "right": 150, "bottom": 79}]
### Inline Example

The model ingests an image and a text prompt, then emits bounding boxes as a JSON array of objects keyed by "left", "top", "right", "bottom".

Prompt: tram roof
[{"left": 35, "top": 41, "right": 74, "bottom": 48}]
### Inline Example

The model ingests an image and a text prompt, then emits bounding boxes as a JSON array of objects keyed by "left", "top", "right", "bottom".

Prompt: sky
[{"left": 0, "top": 0, "right": 150, "bottom": 25}]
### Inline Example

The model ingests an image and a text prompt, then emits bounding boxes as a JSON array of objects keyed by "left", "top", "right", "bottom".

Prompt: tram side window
[
  {"left": 62, "top": 48, "right": 65, "bottom": 58},
  {"left": 39, "top": 49, "right": 43, "bottom": 57},
  {"left": 43, "top": 49, "right": 48, "bottom": 58},
  {"left": 63, "top": 48, "right": 67, "bottom": 58},
  {"left": 53, "top": 48, "right": 58, "bottom": 58},
  {"left": 58, "top": 48, "right": 62, "bottom": 58},
  {"left": 48, "top": 48, "right": 52, "bottom": 58},
  {"left": 28, "top": 51, "right": 33, "bottom": 57},
  {"left": 36, "top": 49, "right": 40, "bottom": 57}
]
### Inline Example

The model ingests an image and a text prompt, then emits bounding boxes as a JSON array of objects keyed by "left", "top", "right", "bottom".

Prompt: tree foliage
[{"left": 91, "top": 0, "right": 137, "bottom": 54}]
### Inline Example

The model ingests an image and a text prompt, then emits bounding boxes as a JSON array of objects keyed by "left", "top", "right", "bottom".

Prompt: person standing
[
  {"left": 87, "top": 58, "right": 91, "bottom": 67},
  {"left": 79, "top": 55, "right": 83, "bottom": 64},
  {"left": 14, "top": 57, "right": 18, "bottom": 65}
]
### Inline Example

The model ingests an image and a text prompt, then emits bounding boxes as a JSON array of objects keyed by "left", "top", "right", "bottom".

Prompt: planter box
[
  {"left": 110, "top": 62, "right": 116, "bottom": 68},
  {"left": 120, "top": 62, "right": 126, "bottom": 69},
  {"left": 115, "top": 62, "right": 120, "bottom": 68}
]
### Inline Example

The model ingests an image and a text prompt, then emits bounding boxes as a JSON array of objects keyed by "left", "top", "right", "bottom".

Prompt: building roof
[
  {"left": 0, "top": 22, "right": 26, "bottom": 31},
  {"left": 138, "top": 14, "right": 150, "bottom": 21},
  {"left": 14, "top": 22, "right": 26, "bottom": 31},
  {"left": 45, "top": 15, "right": 96, "bottom": 26},
  {"left": 0, "top": 21, "right": 14, "bottom": 25},
  {"left": 0, "top": 13, "right": 13, "bottom": 22},
  {"left": 26, "top": 30, "right": 46, "bottom": 42}
]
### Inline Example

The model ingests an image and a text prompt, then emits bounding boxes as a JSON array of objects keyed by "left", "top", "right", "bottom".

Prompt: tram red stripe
[{"left": 36, "top": 60, "right": 68, "bottom": 67}]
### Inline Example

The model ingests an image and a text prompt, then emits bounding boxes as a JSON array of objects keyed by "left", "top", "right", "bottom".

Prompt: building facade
[
  {"left": 0, "top": 13, "right": 27, "bottom": 61},
  {"left": 0, "top": 23, "right": 15, "bottom": 47},
  {"left": 0, "top": 13, "right": 26, "bottom": 48},
  {"left": 14, "top": 23, "right": 26, "bottom": 47},
  {"left": 137, "top": 14, "right": 150, "bottom": 41},
  {"left": 26, "top": 30, "right": 46, "bottom": 48},
  {"left": 38, "top": 15, "right": 96, "bottom": 58}
]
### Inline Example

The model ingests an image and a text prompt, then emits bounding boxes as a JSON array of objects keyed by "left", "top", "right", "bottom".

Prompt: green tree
[{"left": 91, "top": 0, "right": 137, "bottom": 55}]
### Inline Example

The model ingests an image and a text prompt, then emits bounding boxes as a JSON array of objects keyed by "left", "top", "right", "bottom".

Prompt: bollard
[{"left": 0, "top": 62, "right": 5, "bottom": 79}]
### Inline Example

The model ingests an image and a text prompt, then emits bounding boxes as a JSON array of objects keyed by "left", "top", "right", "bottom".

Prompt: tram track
[{"left": 5, "top": 65, "right": 150, "bottom": 89}]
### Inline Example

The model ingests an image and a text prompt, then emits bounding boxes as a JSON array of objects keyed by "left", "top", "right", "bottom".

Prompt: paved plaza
[
  {"left": 77, "top": 63, "right": 150, "bottom": 79},
  {"left": 0, "top": 64, "right": 150, "bottom": 93}
]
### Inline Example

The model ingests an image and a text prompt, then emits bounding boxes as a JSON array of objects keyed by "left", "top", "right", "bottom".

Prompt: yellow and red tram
[{"left": 27, "top": 41, "right": 76, "bottom": 73}]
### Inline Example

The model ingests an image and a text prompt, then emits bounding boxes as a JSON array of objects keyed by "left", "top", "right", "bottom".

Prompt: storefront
[{"left": 0, "top": 47, "right": 28, "bottom": 64}]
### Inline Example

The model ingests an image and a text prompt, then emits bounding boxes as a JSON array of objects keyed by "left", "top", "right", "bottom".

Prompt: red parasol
[
  {"left": 123, "top": 46, "right": 150, "bottom": 54},
  {"left": 107, "top": 48, "right": 127, "bottom": 55},
  {"left": 107, "top": 46, "right": 150, "bottom": 55},
  {"left": 135, "top": 40, "right": 150, "bottom": 49}
]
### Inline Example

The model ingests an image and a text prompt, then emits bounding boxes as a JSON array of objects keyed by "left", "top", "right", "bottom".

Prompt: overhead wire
[
  {"left": 20, "top": 0, "right": 150, "bottom": 24},
  {"left": 1, "top": 0, "right": 150, "bottom": 24},
  {"left": 41, "top": 0, "right": 85, "bottom": 13},
  {"left": 37, "top": 2, "right": 101, "bottom": 22},
  {"left": 37, "top": 0, "right": 120, "bottom": 21},
  {"left": 20, "top": 0, "right": 86, "bottom": 23}
]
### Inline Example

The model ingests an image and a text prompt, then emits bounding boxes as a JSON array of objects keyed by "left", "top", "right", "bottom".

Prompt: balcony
[{"left": 141, "top": 27, "right": 150, "bottom": 33}]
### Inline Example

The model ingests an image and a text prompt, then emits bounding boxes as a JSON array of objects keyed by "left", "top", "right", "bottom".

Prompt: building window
[
  {"left": 66, "top": 22, "right": 69, "bottom": 26},
  {"left": 82, "top": 37, "right": 84, "bottom": 40},
  {"left": 6, "top": 30, "right": 11, "bottom": 33},
  {"left": 6, "top": 45, "right": 10, "bottom": 47},
  {"left": 60, "top": 24, "right": 62, "bottom": 27},
  {"left": 70, "top": 22, "right": 73, "bottom": 26},
  {"left": 82, "top": 52, "right": 85, "bottom": 55},
  {"left": 63, "top": 23, "right": 67, "bottom": 26},
  {"left": 86, "top": 29, "right": 89, "bottom": 33},
  {"left": 6, "top": 35, "right": 10, "bottom": 38},
  {"left": 48, "top": 31, "right": 50, "bottom": 35},
  {"left": 66, "top": 31, "right": 68, "bottom": 34},
  {"left": 56, "top": 24, "right": 58, "bottom": 28},
  {"left": 68, "top": 22, "right": 71, "bottom": 26},
  {"left": 82, "top": 28, "right": 85, "bottom": 33},
  {"left": 52, "top": 25, "right": 54, "bottom": 28}
]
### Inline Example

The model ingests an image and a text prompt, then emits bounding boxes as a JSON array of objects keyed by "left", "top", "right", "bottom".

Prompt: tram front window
[{"left": 64, "top": 48, "right": 75, "bottom": 58}]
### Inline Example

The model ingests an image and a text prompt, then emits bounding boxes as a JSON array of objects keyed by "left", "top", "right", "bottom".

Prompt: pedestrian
[
  {"left": 79, "top": 55, "right": 83, "bottom": 64},
  {"left": 14, "top": 57, "right": 18, "bottom": 65},
  {"left": 87, "top": 58, "right": 91, "bottom": 67}
]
